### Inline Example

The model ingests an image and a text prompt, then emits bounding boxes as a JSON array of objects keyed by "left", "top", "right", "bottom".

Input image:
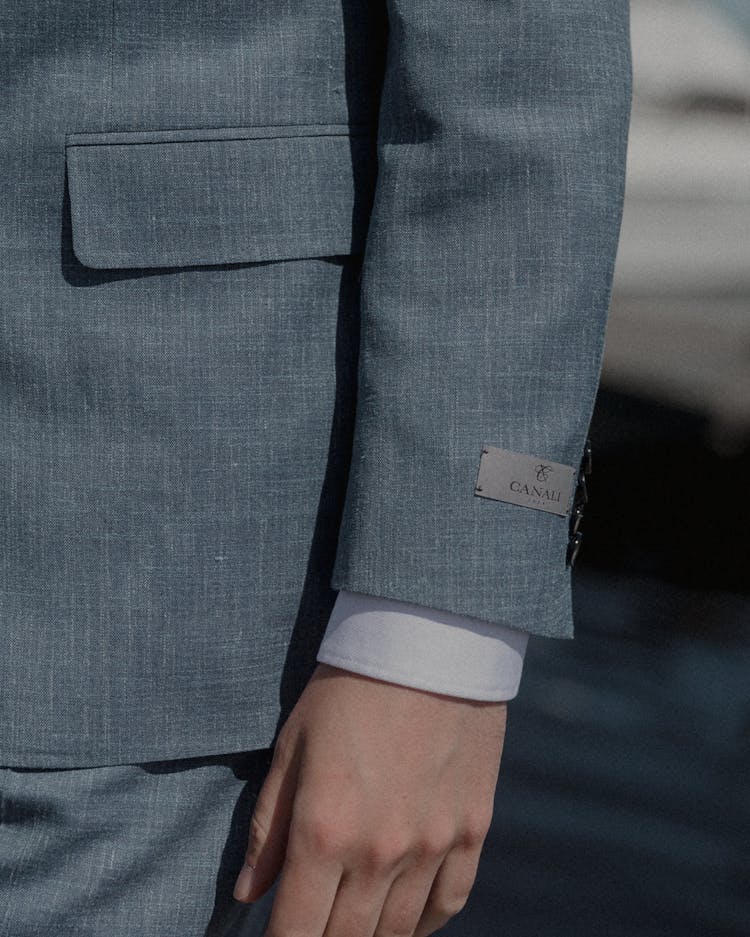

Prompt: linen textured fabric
[
  {"left": 0, "top": 751, "right": 278, "bottom": 937},
  {"left": 0, "top": 0, "right": 632, "bottom": 767}
]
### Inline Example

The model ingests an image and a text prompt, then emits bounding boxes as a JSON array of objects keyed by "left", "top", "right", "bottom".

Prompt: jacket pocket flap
[{"left": 65, "top": 124, "right": 376, "bottom": 269}]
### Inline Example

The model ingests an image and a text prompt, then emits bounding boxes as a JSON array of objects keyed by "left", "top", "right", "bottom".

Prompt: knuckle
[
  {"left": 415, "top": 828, "right": 453, "bottom": 861},
  {"left": 363, "top": 834, "right": 407, "bottom": 871},
  {"left": 434, "top": 891, "right": 470, "bottom": 919},
  {"left": 296, "top": 812, "right": 351, "bottom": 860}
]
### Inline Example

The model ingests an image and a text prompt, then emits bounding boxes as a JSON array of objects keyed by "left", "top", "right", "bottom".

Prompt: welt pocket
[{"left": 65, "top": 124, "right": 376, "bottom": 270}]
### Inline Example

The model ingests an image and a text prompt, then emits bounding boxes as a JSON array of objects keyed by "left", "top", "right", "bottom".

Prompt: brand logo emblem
[
  {"left": 535, "top": 463, "right": 552, "bottom": 482},
  {"left": 474, "top": 445, "right": 576, "bottom": 517}
]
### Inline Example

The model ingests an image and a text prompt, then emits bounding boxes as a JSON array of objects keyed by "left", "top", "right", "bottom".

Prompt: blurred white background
[{"left": 603, "top": 0, "right": 750, "bottom": 454}]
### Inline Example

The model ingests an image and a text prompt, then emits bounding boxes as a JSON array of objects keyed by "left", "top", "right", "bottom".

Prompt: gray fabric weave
[
  {"left": 0, "top": 751, "right": 276, "bottom": 936},
  {"left": 0, "top": 0, "right": 632, "bottom": 766}
]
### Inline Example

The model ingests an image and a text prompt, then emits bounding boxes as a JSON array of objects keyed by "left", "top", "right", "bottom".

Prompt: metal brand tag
[{"left": 474, "top": 445, "right": 576, "bottom": 517}]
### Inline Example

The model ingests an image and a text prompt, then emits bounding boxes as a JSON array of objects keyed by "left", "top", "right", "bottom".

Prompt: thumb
[{"left": 233, "top": 738, "right": 299, "bottom": 904}]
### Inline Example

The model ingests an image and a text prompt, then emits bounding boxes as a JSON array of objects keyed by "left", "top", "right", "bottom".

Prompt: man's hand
[{"left": 233, "top": 663, "right": 508, "bottom": 937}]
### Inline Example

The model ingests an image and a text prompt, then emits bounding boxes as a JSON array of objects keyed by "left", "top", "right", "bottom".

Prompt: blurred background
[{"left": 449, "top": 2, "right": 750, "bottom": 934}]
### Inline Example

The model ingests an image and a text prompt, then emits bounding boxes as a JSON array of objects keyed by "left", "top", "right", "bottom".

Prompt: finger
[
  {"left": 263, "top": 853, "right": 341, "bottom": 937},
  {"left": 234, "top": 741, "right": 300, "bottom": 903},
  {"left": 412, "top": 845, "right": 482, "bottom": 937},
  {"left": 373, "top": 860, "right": 444, "bottom": 937},
  {"left": 320, "top": 868, "right": 394, "bottom": 937}
]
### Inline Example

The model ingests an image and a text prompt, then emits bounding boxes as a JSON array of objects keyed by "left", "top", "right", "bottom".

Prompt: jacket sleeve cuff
[{"left": 316, "top": 589, "right": 529, "bottom": 701}]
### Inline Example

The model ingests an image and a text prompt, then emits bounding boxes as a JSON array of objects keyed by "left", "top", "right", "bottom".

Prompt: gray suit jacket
[{"left": 0, "top": 0, "right": 632, "bottom": 766}]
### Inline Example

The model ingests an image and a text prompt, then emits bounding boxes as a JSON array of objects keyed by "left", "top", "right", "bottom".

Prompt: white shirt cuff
[{"left": 316, "top": 590, "right": 529, "bottom": 701}]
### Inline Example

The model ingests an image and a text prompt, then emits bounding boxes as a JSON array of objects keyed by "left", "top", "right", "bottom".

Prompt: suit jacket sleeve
[{"left": 330, "top": 0, "right": 632, "bottom": 640}]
